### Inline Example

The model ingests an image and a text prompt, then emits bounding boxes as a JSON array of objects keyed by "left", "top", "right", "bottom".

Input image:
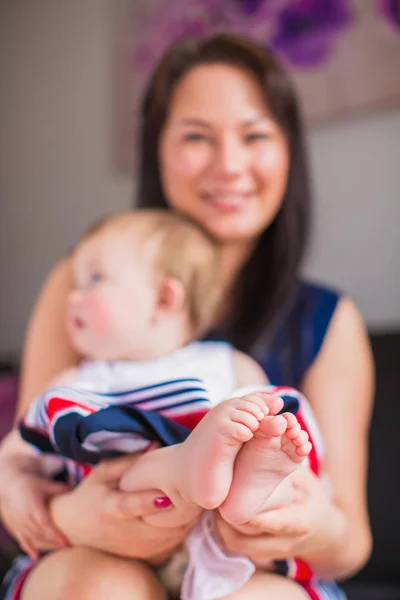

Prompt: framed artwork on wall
[{"left": 114, "top": 0, "right": 400, "bottom": 172}]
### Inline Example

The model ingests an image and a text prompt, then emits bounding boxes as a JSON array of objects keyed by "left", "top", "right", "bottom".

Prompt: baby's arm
[{"left": 232, "top": 350, "right": 269, "bottom": 387}]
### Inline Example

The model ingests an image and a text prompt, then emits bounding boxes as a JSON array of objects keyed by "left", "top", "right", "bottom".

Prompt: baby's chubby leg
[
  {"left": 119, "top": 443, "right": 203, "bottom": 527},
  {"left": 119, "top": 393, "right": 282, "bottom": 527}
]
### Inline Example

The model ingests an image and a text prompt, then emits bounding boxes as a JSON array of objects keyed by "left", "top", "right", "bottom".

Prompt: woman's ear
[{"left": 156, "top": 277, "right": 187, "bottom": 316}]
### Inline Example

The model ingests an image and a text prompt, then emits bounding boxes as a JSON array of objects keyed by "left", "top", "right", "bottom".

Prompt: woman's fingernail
[{"left": 154, "top": 496, "right": 172, "bottom": 509}]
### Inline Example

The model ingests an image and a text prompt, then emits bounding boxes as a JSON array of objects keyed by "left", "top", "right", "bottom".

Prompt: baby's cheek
[{"left": 85, "top": 295, "right": 116, "bottom": 339}]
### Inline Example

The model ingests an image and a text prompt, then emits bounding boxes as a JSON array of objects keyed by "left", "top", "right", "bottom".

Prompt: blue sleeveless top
[
  {"left": 208, "top": 280, "right": 340, "bottom": 389},
  {"left": 257, "top": 281, "right": 340, "bottom": 388}
]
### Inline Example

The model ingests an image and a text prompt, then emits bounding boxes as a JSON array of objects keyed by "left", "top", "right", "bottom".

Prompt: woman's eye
[
  {"left": 245, "top": 132, "right": 270, "bottom": 143},
  {"left": 183, "top": 132, "right": 210, "bottom": 143}
]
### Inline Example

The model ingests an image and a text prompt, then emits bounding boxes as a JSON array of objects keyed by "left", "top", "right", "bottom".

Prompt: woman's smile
[{"left": 200, "top": 190, "right": 257, "bottom": 212}]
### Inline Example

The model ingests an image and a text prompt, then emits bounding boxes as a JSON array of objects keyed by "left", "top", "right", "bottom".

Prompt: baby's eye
[{"left": 89, "top": 272, "right": 104, "bottom": 284}]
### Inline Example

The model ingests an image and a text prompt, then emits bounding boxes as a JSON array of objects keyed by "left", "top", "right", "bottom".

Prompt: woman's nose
[{"left": 213, "top": 136, "right": 247, "bottom": 178}]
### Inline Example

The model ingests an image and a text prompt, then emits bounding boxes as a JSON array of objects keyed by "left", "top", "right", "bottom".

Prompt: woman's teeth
[{"left": 213, "top": 195, "right": 242, "bottom": 204}]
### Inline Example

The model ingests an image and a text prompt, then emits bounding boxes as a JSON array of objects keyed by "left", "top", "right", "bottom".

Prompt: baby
[{"left": 19, "top": 209, "right": 312, "bottom": 599}]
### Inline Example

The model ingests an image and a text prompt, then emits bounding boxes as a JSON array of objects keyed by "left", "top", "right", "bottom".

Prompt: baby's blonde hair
[{"left": 80, "top": 209, "right": 222, "bottom": 338}]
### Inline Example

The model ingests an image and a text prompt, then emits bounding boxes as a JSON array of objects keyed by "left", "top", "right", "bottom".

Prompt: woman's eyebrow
[
  {"left": 178, "top": 118, "right": 213, "bottom": 128},
  {"left": 242, "top": 116, "right": 270, "bottom": 127},
  {"left": 177, "top": 116, "right": 271, "bottom": 129}
]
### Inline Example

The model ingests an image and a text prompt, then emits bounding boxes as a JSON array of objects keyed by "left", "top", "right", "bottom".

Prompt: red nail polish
[{"left": 154, "top": 496, "right": 172, "bottom": 508}]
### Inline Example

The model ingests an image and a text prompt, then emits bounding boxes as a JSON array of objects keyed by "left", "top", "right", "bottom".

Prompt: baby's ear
[{"left": 156, "top": 277, "right": 187, "bottom": 315}]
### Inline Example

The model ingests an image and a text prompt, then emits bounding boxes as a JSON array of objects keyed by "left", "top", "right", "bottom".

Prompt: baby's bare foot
[
  {"left": 178, "top": 393, "right": 283, "bottom": 510},
  {"left": 219, "top": 409, "right": 312, "bottom": 525}
]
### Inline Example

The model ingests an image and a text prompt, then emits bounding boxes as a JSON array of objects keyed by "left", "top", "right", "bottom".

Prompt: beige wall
[
  {"left": 305, "top": 108, "right": 400, "bottom": 331},
  {"left": 0, "top": 0, "right": 133, "bottom": 356},
  {"left": 0, "top": 0, "right": 399, "bottom": 356}
]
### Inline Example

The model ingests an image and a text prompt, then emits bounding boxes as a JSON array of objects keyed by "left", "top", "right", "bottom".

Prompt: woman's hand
[
  {"left": 0, "top": 468, "right": 70, "bottom": 559},
  {"left": 215, "top": 469, "right": 345, "bottom": 574},
  {"left": 50, "top": 454, "right": 194, "bottom": 564},
  {"left": 0, "top": 431, "right": 70, "bottom": 559}
]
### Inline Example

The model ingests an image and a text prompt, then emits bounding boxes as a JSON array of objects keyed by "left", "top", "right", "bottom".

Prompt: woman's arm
[
  {"left": 0, "top": 431, "right": 190, "bottom": 562},
  {"left": 299, "top": 295, "right": 374, "bottom": 576},
  {"left": 215, "top": 297, "right": 374, "bottom": 580},
  {"left": 50, "top": 454, "right": 194, "bottom": 564},
  {"left": 16, "top": 257, "right": 79, "bottom": 420}
]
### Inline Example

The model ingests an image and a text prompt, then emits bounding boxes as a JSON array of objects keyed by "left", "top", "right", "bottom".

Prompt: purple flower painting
[
  {"left": 130, "top": 0, "right": 400, "bottom": 73},
  {"left": 377, "top": 0, "right": 400, "bottom": 32},
  {"left": 131, "top": 0, "right": 284, "bottom": 70},
  {"left": 270, "top": 0, "right": 354, "bottom": 68},
  {"left": 232, "top": 0, "right": 273, "bottom": 16},
  {"left": 116, "top": 0, "right": 400, "bottom": 172}
]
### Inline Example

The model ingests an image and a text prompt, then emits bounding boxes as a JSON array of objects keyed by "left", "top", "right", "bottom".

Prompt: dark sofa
[
  {"left": 1, "top": 333, "right": 400, "bottom": 598},
  {"left": 341, "top": 332, "right": 400, "bottom": 600}
]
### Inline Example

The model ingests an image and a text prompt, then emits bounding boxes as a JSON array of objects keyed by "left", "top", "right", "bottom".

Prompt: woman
[{"left": 0, "top": 33, "right": 374, "bottom": 599}]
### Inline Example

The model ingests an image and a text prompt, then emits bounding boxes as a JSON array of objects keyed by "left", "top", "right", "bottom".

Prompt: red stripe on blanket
[
  {"left": 169, "top": 409, "right": 209, "bottom": 431},
  {"left": 295, "top": 558, "right": 314, "bottom": 583},
  {"left": 295, "top": 409, "right": 319, "bottom": 476},
  {"left": 11, "top": 563, "right": 36, "bottom": 600},
  {"left": 46, "top": 396, "right": 96, "bottom": 420}
]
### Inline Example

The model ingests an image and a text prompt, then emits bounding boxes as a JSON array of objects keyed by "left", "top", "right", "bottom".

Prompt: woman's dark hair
[{"left": 136, "top": 32, "right": 311, "bottom": 355}]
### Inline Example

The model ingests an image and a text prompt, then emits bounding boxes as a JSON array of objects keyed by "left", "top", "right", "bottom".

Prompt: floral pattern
[
  {"left": 270, "top": 0, "right": 353, "bottom": 67},
  {"left": 130, "top": 0, "right": 399, "bottom": 71},
  {"left": 377, "top": 0, "right": 400, "bottom": 31}
]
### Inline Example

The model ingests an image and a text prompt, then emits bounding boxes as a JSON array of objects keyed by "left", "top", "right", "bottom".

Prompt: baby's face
[{"left": 67, "top": 229, "right": 158, "bottom": 360}]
